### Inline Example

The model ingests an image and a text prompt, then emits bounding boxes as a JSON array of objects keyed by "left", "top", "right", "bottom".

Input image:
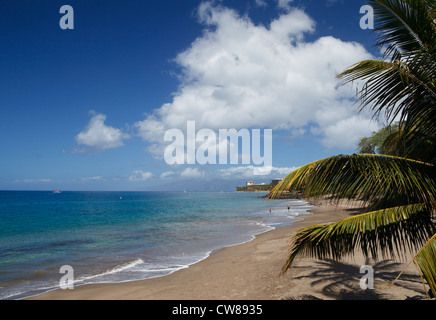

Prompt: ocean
[{"left": 0, "top": 191, "right": 312, "bottom": 300}]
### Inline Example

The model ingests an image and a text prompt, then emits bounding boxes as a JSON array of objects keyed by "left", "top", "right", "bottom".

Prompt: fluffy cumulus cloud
[
  {"left": 160, "top": 171, "right": 176, "bottom": 179},
  {"left": 217, "top": 165, "right": 298, "bottom": 179},
  {"left": 135, "top": 2, "right": 377, "bottom": 156},
  {"left": 180, "top": 167, "right": 205, "bottom": 178},
  {"left": 129, "top": 170, "right": 153, "bottom": 181},
  {"left": 276, "top": 0, "right": 294, "bottom": 11},
  {"left": 255, "top": 0, "right": 294, "bottom": 9},
  {"left": 76, "top": 112, "right": 129, "bottom": 151},
  {"left": 320, "top": 115, "right": 380, "bottom": 149}
]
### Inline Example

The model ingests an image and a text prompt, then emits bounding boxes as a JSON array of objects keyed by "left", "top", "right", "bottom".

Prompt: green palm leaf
[
  {"left": 270, "top": 153, "right": 436, "bottom": 297},
  {"left": 339, "top": 0, "right": 436, "bottom": 143},
  {"left": 281, "top": 204, "right": 434, "bottom": 274},
  {"left": 269, "top": 154, "right": 436, "bottom": 210},
  {"left": 338, "top": 56, "right": 436, "bottom": 135},
  {"left": 413, "top": 234, "right": 436, "bottom": 297},
  {"left": 382, "top": 127, "right": 436, "bottom": 163},
  {"left": 368, "top": 0, "right": 436, "bottom": 59},
  {"left": 270, "top": 0, "right": 436, "bottom": 298}
]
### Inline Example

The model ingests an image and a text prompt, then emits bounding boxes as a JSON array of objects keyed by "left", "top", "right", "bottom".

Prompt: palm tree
[{"left": 269, "top": 0, "right": 436, "bottom": 297}]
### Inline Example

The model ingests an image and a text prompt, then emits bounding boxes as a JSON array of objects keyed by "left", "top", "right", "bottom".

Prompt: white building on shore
[{"left": 246, "top": 179, "right": 282, "bottom": 187}]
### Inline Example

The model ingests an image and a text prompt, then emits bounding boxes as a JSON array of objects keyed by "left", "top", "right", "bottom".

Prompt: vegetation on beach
[
  {"left": 269, "top": 0, "right": 436, "bottom": 298},
  {"left": 357, "top": 122, "right": 400, "bottom": 155},
  {"left": 236, "top": 184, "right": 275, "bottom": 192}
]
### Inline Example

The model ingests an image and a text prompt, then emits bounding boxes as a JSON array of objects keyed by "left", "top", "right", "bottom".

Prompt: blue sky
[{"left": 0, "top": 0, "right": 383, "bottom": 191}]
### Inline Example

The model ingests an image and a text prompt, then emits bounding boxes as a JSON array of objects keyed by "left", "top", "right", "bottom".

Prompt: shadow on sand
[{"left": 286, "top": 258, "right": 426, "bottom": 300}]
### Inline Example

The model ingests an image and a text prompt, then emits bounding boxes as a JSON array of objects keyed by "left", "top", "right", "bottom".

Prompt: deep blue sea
[{"left": 0, "top": 191, "right": 312, "bottom": 300}]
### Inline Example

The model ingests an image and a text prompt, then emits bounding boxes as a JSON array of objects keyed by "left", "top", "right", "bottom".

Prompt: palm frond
[
  {"left": 276, "top": 0, "right": 436, "bottom": 298},
  {"left": 413, "top": 233, "right": 436, "bottom": 297},
  {"left": 269, "top": 154, "right": 436, "bottom": 210},
  {"left": 338, "top": 0, "right": 436, "bottom": 145},
  {"left": 338, "top": 57, "right": 436, "bottom": 129},
  {"left": 382, "top": 127, "right": 436, "bottom": 164},
  {"left": 281, "top": 204, "right": 435, "bottom": 274},
  {"left": 369, "top": 0, "right": 436, "bottom": 59}
]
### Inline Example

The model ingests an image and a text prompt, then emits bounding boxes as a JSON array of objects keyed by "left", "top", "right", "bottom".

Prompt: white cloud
[
  {"left": 76, "top": 113, "right": 129, "bottom": 151},
  {"left": 218, "top": 165, "right": 298, "bottom": 179},
  {"left": 80, "top": 176, "right": 105, "bottom": 181},
  {"left": 270, "top": 8, "right": 315, "bottom": 39},
  {"left": 254, "top": 0, "right": 267, "bottom": 7},
  {"left": 180, "top": 167, "right": 204, "bottom": 178},
  {"left": 135, "top": 2, "right": 375, "bottom": 154},
  {"left": 276, "top": 0, "right": 294, "bottom": 11},
  {"left": 13, "top": 178, "right": 55, "bottom": 184},
  {"left": 320, "top": 115, "right": 380, "bottom": 149},
  {"left": 160, "top": 171, "right": 176, "bottom": 179},
  {"left": 326, "top": 0, "right": 341, "bottom": 7},
  {"left": 253, "top": 0, "right": 294, "bottom": 10},
  {"left": 161, "top": 165, "right": 294, "bottom": 181},
  {"left": 129, "top": 170, "right": 153, "bottom": 181}
]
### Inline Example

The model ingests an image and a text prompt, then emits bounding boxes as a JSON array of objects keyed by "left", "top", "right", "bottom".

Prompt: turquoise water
[{"left": 0, "top": 191, "right": 312, "bottom": 299}]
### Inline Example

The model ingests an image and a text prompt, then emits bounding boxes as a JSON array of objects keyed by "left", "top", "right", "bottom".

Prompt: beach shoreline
[{"left": 27, "top": 198, "right": 426, "bottom": 300}]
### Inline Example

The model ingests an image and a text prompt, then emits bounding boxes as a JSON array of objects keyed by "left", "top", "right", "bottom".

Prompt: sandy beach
[{"left": 28, "top": 198, "right": 427, "bottom": 300}]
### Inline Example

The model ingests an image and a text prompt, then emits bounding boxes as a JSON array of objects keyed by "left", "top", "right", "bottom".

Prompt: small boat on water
[{"left": 53, "top": 190, "right": 62, "bottom": 194}]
